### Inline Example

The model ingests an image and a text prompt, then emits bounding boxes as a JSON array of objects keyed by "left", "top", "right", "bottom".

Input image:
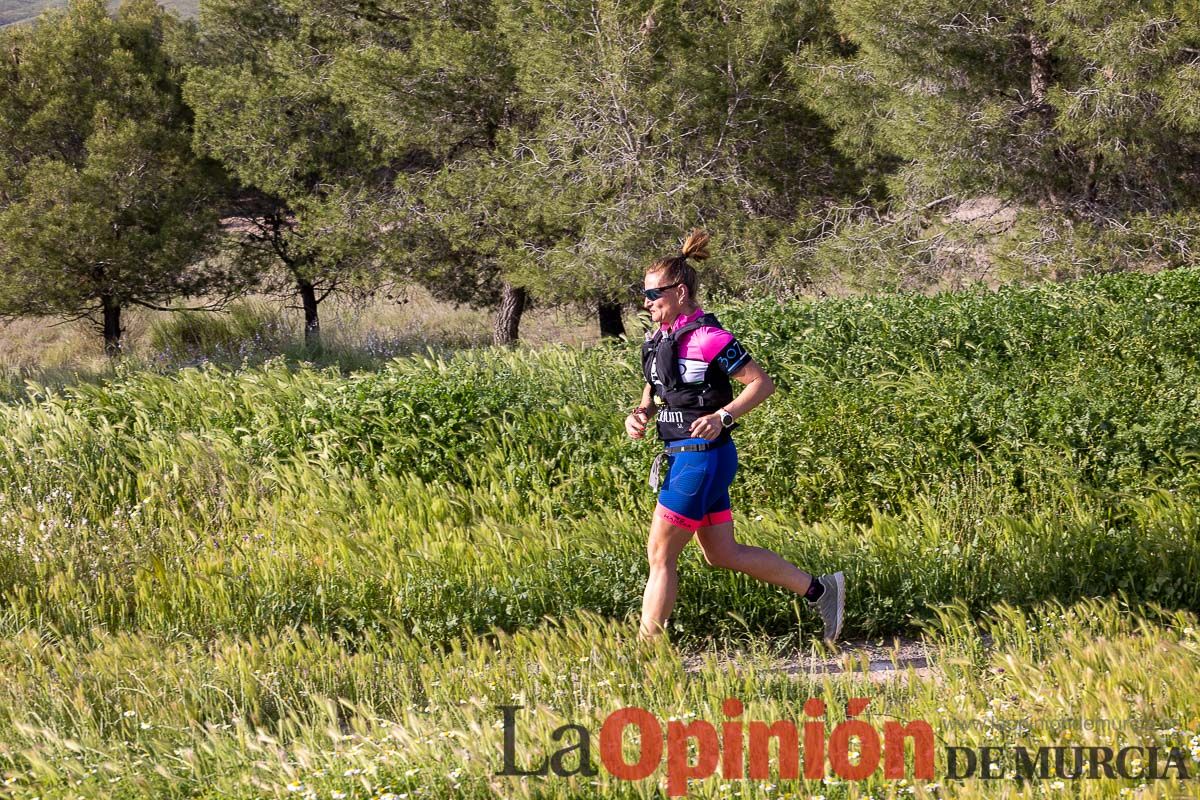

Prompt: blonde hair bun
[{"left": 680, "top": 229, "right": 711, "bottom": 261}]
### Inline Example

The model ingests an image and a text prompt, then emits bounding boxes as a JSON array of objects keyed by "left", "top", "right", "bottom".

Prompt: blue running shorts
[{"left": 655, "top": 437, "right": 738, "bottom": 530}]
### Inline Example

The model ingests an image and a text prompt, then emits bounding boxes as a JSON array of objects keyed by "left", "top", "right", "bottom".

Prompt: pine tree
[
  {"left": 185, "top": 0, "right": 396, "bottom": 348},
  {"left": 489, "top": 0, "right": 856, "bottom": 313},
  {"left": 0, "top": 0, "right": 229, "bottom": 355},
  {"left": 321, "top": 0, "right": 537, "bottom": 343},
  {"left": 799, "top": 0, "right": 1200, "bottom": 214}
]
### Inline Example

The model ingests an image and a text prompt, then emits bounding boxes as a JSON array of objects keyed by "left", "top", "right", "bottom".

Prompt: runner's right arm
[{"left": 625, "top": 384, "right": 655, "bottom": 439}]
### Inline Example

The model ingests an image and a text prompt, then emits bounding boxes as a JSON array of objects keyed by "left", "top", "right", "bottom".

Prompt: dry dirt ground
[
  {"left": 683, "top": 637, "right": 938, "bottom": 684},
  {"left": 0, "top": 285, "right": 626, "bottom": 384}
]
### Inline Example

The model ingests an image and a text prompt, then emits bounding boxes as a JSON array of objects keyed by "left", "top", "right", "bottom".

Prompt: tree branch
[{"left": 127, "top": 297, "right": 232, "bottom": 312}]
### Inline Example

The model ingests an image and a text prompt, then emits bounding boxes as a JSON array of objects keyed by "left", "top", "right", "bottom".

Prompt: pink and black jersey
[
  {"left": 641, "top": 307, "right": 752, "bottom": 442},
  {"left": 667, "top": 307, "right": 751, "bottom": 381}
]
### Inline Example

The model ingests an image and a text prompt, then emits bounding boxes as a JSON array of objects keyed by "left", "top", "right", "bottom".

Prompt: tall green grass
[
  {"left": 3, "top": 270, "right": 1200, "bottom": 639},
  {"left": 3, "top": 270, "right": 1200, "bottom": 796},
  {"left": 0, "top": 598, "right": 1196, "bottom": 798}
]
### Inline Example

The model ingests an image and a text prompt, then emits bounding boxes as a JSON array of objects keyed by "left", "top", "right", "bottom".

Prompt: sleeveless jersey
[{"left": 641, "top": 307, "right": 752, "bottom": 442}]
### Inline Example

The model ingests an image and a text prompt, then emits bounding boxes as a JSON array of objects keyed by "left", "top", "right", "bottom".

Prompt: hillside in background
[{"left": 0, "top": 0, "right": 195, "bottom": 26}]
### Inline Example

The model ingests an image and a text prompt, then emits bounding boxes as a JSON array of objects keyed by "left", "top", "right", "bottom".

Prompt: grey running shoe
[{"left": 809, "top": 572, "right": 845, "bottom": 643}]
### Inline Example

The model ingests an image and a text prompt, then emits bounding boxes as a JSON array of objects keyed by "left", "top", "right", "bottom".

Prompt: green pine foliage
[
  {"left": 489, "top": 0, "right": 860, "bottom": 303},
  {"left": 0, "top": 0, "right": 199, "bottom": 26},
  {"left": 5, "top": 0, "right": 1197, "bottom": 332},
  {"left": 325, "top": 0, "right": 527, "bottom": 310},
  {"left": 798, "top": 0, "right": 1200, "bottom": 212}
]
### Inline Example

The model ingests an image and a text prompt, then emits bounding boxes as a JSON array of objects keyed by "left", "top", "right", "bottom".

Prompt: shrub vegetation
[{"left": 1, "top": 271, "right": 1200, "bottom": 796}]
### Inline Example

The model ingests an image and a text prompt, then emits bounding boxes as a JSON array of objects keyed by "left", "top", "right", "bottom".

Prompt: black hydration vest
[{"left": 641, "top": 312, "right": 736, "bottom": 442}]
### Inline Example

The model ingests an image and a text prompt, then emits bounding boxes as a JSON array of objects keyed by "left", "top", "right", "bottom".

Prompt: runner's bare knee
[{"left": 700, "top": 540, "right": 740, "bottom": 569}]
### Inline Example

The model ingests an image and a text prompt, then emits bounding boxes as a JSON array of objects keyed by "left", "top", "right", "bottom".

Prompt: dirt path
[{"left": 683, "top": 637, "right": 937, "bottom": 683}]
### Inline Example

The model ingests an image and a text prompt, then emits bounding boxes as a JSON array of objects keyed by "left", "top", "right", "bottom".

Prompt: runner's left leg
[{"left": 694, "top": 519, "right": 813, "bottom": 595}]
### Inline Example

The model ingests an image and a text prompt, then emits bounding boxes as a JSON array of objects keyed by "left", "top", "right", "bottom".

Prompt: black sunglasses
[{"left": 640, "top": 282, "right": 683, "bottom": 301}]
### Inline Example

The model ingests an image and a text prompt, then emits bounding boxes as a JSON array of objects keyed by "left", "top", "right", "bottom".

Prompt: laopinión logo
[
  {"left": 496, "top": 698, "right": 1200, "bottom": 796},
  {"left": 497, "top": 697, "right": 934, "bottom": 797}
]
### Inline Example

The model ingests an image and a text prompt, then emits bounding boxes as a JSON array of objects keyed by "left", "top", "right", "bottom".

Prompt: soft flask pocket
[{"left": 667, "top": 459, "right": 706, "bottom": 496}]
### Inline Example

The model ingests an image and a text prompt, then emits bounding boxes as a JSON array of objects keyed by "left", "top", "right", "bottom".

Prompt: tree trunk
[
  {"left": 1084, "top": 154, "right": 1102, "bottom": 203},
  {"left": 298, "top": 278, "right": 320, "bottom": 348},
  {"left": 1029, "top": 32, "right": 1052, "bottom": 105},
  {"left": 493, "top": 282, "right": 527, "bottom": 346},
  {"left": 101, "top": 295, "right": 122, "bottom": 357},
  {"left": 598, "top": 301, "right": 625, "bottom": 339},
  {"left": 1027, "top": 29, "right": 1069, "bottom": 205}
]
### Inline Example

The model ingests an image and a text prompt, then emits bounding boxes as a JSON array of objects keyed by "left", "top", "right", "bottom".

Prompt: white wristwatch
[{"left": 717, "top": 409, "right": 734, "bottom": 428}]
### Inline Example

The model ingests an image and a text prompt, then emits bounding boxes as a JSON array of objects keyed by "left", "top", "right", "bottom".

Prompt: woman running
[{"left": 625, "top": 230, "right": 846, "bottom": 643}]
